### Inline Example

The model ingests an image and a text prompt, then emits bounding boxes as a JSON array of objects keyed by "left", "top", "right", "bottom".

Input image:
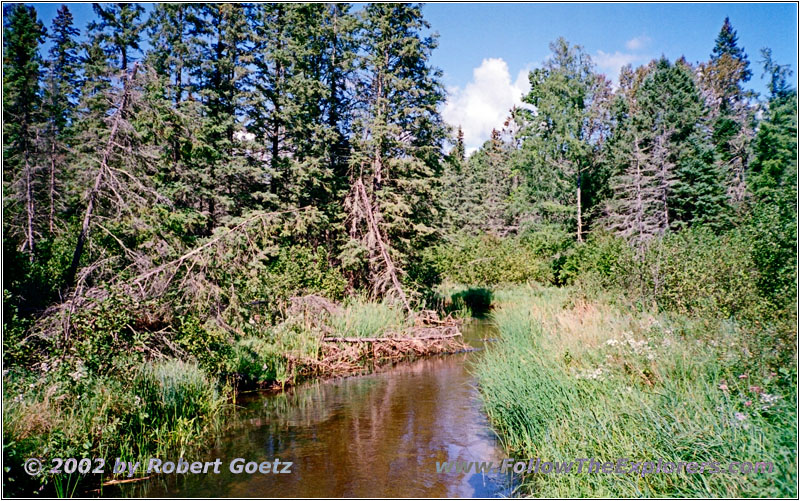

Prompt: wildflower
[
  {"left": 605, "top": 339, "right": 619, "bottom": 346},
  {"left": 718, "top": 382, "right": 728, "bottom": 391},
  {"left": 744, "top": 400, "right": 752, "bottom": 407},
  {"left": 738, "top": 374, "right": 748, "bottom": 379},
  {"left": 646, "top": 353, "right": 656, "bottom": 361},
  {"left": 760, "top": 393, "right": 780, "bottom": 404},
  {"left": 749, "top": 385, "right": 762, "bottom": 394},
  {"left": 734, "top": 412, "right": 748, "bottom": 421}
]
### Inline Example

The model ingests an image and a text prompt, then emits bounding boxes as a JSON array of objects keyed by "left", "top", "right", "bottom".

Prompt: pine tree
[
  {"left": 343, "top": 3, "right": 447, "bottom": 305},
  {"left": 88, "top": 3, "right": 145, "bottom": 72},
  {"left": 3, "top": 4, "right": 46, "bottom": 260},
  {"left": 699, "top": 17, "right": 754, "bottom": 204},
  {"left": 42, "top": 5, "right": 80, "bottom": 233},
  {"left": 515, "top": 38, "right": 607, "bottom": 241}
]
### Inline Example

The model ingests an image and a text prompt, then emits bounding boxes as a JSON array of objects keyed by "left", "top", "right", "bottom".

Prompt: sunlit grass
[
  {"left": 329, "top": 298, "right": 412, "bottom": 338},
  {"left": 475, "top": 286, "right": 797, "bottom": 497}
]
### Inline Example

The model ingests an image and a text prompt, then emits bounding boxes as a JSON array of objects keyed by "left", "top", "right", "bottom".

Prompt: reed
[{"left": 475, "top": 286, "right": 797, "bottom": 497}]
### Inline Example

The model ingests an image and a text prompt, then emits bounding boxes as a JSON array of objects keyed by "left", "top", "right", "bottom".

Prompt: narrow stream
[{"left": 110, "top": 319, "right": 511, "bottom": 497}]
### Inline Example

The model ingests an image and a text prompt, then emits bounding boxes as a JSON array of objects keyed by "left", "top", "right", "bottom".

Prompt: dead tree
[
  {"left": 346, "top": 171, "right": 412, "bottom": 315},
  {"left": 64, "top": 63, "right": 139, "bottom": 288}
]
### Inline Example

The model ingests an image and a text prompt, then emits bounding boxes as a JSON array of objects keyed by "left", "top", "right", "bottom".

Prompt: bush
[
  {"left": 643, "top": 227, "right": 763, "bottom": 319},
  {"left": 558, "top": 232, "right": 635, "bottom": 288},
  {"left": 427, "top": 233, "right": 554, "bottom": 286}
]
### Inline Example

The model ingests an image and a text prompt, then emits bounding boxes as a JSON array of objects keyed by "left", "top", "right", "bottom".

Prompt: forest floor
[{"left": 473, "top": 284, "right": 797, "bottom": 497}]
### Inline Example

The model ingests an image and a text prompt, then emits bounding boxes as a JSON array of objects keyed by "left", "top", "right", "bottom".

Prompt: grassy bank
[
  {"left": 475, "top": 285, "right": 797, "bottom": 497},
  {"left": 2, "top": 295, "right": 463, "bottom": 497}
]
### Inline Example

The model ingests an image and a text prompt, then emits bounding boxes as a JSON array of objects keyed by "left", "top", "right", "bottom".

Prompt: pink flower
[
  {"left": 718, "top": 383, "right": 729, "bottom": 391},
  {"left": 749, "top": 385, "right": 762, "bottom": 394},
  {"left": 744, "top": 400, "right": 752, "bottom": 407},
  {"left": 738, "top": 374, "right": 748, "bottom": 379}
]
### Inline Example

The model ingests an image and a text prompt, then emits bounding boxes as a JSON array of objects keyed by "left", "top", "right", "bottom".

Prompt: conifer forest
[{"left": 2, "top": 3, "right": 797, "bottom": 498}]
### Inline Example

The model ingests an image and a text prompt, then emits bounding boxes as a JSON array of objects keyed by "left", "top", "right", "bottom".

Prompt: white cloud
[
  {"left": 625, "top": 35, "right": 652, "bottom": 51},
  {"left": 442, "top": 58, "right": 531, "bottom": 154},
  {"left": 594, "top": 50, "right": 644, "bottom": 85}
]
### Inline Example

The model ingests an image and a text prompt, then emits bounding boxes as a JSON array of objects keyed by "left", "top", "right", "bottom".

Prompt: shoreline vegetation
[
  {"left": 475, "top": 283, "right": 796, "bottom": 498},
  {"left": 2, "top": 3, "right": 796, "bottom": 498}
]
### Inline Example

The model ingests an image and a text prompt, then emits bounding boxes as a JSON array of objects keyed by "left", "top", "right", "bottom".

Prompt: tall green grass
[
  {"left": 476, "top": 287, "right": 797, "bottom": 497},
  {"left": 3, "top": 359, "right": 226, "bottom": 496},
  {"left": 329, "top": 299, "right": 412, "bottom": 338}
]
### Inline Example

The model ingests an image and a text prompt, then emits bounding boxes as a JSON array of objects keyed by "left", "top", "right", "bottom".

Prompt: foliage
[
  {"left": 427, "top": 233, "right": 555, "bottom": 286},
  {"left": 476, "top": 286, "right": 796, "bottom": 497}
]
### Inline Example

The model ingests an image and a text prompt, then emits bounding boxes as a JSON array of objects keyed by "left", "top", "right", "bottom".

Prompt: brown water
[{"left": 110, "top": 320, "right": 511, "bottom": 498}]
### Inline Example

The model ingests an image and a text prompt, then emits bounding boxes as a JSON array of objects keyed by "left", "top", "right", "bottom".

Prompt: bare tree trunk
[
  {"left": 24, "top": 153, "right": 35, "bottom": 262},
  {"left": 576, "top": 169, "right": 583, "bottom": 243},
  {"left": 65, "top": 64, "right": 138, "bottom": 288},
  {"left": 49, "top": 140, "right": 56, "bottom": 234}
]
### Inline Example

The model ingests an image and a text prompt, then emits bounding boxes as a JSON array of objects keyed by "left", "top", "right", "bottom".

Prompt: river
[{"left": 108, "top": 319, "right": 511, "bottom": 497}]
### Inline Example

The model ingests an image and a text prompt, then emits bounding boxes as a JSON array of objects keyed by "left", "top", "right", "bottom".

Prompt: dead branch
[{"left": 322, "top": 331, "right": 461, "bottom": 343}]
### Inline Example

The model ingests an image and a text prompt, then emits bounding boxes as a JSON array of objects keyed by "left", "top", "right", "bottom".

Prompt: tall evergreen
[
  {"left": 42, "top": 5, "right": 80, "bottom": 233},
  {"left": 247, "top": 3, "right": 358, "bottom": 226},
  {"left": 191, "top": 4, "right": 259, "bottom": 232},
  {"left": 749, "top": 48, "right": 797, "bottom": 200},
  {"left": 343, "top": 3, "right": 447, "bottom": 301},
  {"left": 700, "top": 17, "right": 754, "bottom": 203},
  {"left": 3, "top": 4, "right": 46, "bottom": 260},
  {"left": 607, "top": 58, "right": 728, "bottom": 245},
  {"left": 88, "top": 3, "right": 145, "bottom": 72}
]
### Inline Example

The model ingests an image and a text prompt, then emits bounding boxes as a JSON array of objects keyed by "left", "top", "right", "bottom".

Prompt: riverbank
[
  {"left": 2, "top": 295, "right": 468, "bottom": 497},
  {"left": 475, "top": 284, "right": 797, "bottom": 497}
]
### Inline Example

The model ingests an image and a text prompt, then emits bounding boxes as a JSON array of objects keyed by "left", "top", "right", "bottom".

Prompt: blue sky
[{"left": 24, "top": 2, "right": 799, "bottom": 151}]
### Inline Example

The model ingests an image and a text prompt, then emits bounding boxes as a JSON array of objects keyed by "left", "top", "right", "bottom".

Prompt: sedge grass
[{"left": 475, "top": 285, "right": 797, "bottom": 497}]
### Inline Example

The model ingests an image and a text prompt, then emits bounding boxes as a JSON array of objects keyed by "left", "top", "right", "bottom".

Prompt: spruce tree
[
  {"left": 3, "top": 4, "right": 46, "bottom": 260},
  {"left": 88, "top": 3, "right": 145, "bottom": 71},
  {"left": 607, "top": 58, "right": 728, "bottom": 245},
  {"left": 343, "top": 3, "right": 447, "bottom": 304},
  {"left": 699, "top": 17, "right": 754, "bottom": 203},
  {"left": 190, "top": 4, "right": 259, "bottom": 232},
  {"left": 749, "top": 48, "right": 797, "bottom": 200},
  {"left": 43, "top": 5, "right": 80, "bottom": 233}
]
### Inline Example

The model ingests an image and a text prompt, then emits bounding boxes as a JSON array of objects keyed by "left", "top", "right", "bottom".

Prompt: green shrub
[
  {"left": 558, "top": 232, "right": 635, "bottom": 288},
  {"left": 428, "top": 233, "right": 554, "bottom": 286},
  {"left": 643, "top": 227, "right": 763, "bottom": 319}
]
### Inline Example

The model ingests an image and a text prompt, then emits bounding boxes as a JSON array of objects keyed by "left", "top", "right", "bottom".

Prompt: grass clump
[
  {"left": 3, "top": 359, "right": 225, "bottom": 496},
  {"left": 475, "top": 285, "right": 797, "bottom": 497},
  {"left": 329, "top": 298, "right": 412, "bottom": 338}
]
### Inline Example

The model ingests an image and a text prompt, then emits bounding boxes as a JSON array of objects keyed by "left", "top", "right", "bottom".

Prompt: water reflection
[{"left": 110, "top": 320, "right": 510, "bottom": 498}]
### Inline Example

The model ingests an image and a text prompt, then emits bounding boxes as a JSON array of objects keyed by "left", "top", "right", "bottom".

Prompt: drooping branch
[
  {"left": 64, "top": 63, "right": 139, "bottom": 288},
  {"left": 351, "top": 175, "right": 412, "bottom": 314}
]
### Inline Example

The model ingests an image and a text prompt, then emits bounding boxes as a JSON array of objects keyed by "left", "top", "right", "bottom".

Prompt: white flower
[
  {"left": 734, "top": 412, "right": 748, "bottom": 421},
  {"left": 605, "top": 339, "right": 619, "bottom": 346}
]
